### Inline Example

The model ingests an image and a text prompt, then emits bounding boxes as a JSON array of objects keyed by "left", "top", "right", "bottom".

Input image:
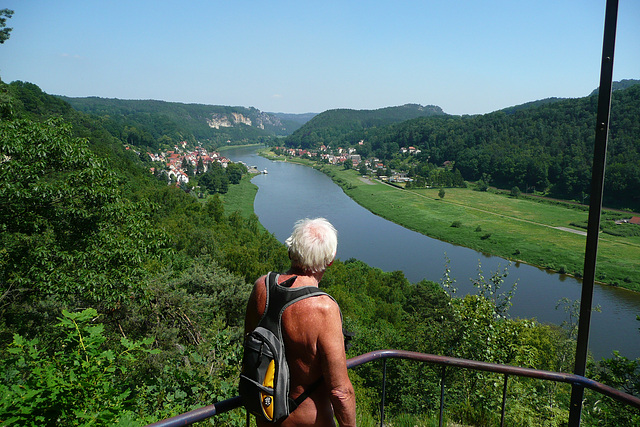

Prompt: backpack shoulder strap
[{"left": 259, "top": 272, "right": 331, "bottom": 338}]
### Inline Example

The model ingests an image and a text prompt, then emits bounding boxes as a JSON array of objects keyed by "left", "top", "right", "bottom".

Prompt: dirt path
[{"left": 358, "top": 176, "right": 376, "bottom": 185}]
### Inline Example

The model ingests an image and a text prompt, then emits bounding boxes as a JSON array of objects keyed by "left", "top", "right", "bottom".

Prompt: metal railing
[{"left": 147, "top": 349, "right": 640, "bottom": 427}]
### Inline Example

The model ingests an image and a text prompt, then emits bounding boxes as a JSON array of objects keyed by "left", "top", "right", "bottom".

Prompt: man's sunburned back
[{"left": 245, "top": 274, "right": 349, "bottom": 427}]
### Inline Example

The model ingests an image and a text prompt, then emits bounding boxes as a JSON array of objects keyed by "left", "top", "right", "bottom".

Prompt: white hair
[{"left": 285, "top": 218, "right": 337, "bottom": 273}]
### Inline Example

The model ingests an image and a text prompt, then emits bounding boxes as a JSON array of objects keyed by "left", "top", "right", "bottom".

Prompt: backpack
[{"left": 239, "top": 272, "right": 333, "bottom": 423}]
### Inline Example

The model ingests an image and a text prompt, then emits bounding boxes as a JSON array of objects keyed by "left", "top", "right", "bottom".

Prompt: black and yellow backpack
[{"left": 239, "top": 272, "right": 331, "bottom": 423}]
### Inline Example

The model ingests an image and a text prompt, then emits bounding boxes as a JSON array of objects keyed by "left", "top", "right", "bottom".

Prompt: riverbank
[{"left": 260, "top": 149, "right": 640, "bottom": 293}]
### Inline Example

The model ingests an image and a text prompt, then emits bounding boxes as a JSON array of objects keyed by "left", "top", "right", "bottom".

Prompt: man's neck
[{"left": 287, "top": 266, "right": 324, "bottom": 286}]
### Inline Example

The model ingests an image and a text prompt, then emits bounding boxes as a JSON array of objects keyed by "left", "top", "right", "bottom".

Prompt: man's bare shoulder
[
  {"left": 285, "top": 293, "right": 341, "bottom": 336},
  {"left": 295, "top": 292, "right": 339, "bottom": 312}
]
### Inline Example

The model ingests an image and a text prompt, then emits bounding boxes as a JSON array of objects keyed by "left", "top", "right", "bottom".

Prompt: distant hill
[
  {"left": 499, "top": 79, "right": 640, "bottom": 114},
  {"left": 284, "top": 103, "right": 445, "bottom": 149},
  {"left": 57, "top": 96, "right": 302, "bottom": 148},
  {"left": 271, "top": 112, "right": 317, "bottom": 127},
  {"left": 590, "top": 78, "right": 640, "bottom": 96},
  {"left": 501, "top": 97, "right": 567, "bottom": 114},
  {"left": 358, "top": 83, "right": 640, "bottom": 209}
]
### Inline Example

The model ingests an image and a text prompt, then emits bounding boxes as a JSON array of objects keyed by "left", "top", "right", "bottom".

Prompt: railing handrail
[
  {"left": 146, "top": 349, "right": 640, "bottom": 426},
  {"left": 348, "top": 350, "right": 640, "bottom": 409}
]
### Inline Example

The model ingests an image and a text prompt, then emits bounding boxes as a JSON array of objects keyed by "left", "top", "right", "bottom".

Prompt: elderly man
[{"left": 243, "top": 217, "right": 356, "bottom": 427}]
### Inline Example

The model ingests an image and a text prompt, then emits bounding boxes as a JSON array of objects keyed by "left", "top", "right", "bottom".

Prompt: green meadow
[
  {"left": 261, "top": 150, "right": 640, "bottom": 292},
  {"left": 220, "top": 174, "right": 259, "bottom": 219}
]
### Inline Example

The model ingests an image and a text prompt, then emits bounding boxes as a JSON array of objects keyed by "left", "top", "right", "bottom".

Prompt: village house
[{"left": 389, "top": 172, "right": 412, "bottom": 183}]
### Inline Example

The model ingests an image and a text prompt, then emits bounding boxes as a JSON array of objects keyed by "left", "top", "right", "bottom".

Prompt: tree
[
  {"left": 0, "top": 9, "right": 13, "bottom": 44},
  {"left": 438, "top": 188, "right": 445, "bottom": 199},
  {"left": 181, "top": 157, "right": 194, "bottom": 175},
  {"left": 511, "top": 186, "right": 521, "bottom": 198},
  {"left": 198, "top": 163, "right": 229, "bottom": 194},
  {"left": 0, "top": 118, "right": 168, "bottom": 310},
  {"left": 196, "top": 157, "right": 205, "bottom": 174},
  {"left": 226, "top": 162, "right": 244, "bottom": 184}
]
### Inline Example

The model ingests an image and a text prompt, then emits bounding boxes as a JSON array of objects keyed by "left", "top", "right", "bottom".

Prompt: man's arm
[{"left": 317, "top": 298, "right": 356, "bottom": 427}]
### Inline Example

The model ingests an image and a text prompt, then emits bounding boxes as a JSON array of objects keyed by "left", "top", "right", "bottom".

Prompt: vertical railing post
[
  {"left": 569, "top": 0, "right": 618, "bottom": 425},
  {"left": 380, "top": 358, "right": 387, "bottom": 427},
  {"left": 500, "top": 374, "right": 509, "bottom": 427},
  {"left": 439, "top": 365, "right": 446, "bottom": 427}
]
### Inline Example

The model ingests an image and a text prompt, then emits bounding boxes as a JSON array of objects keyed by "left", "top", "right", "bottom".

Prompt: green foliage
[
  {"left": 438, "top": 188, "right": 445, "bottom": 199},
  {"left": 0, "top": 8, "right": 14, "bottom": 44},
  {"left": 323, "top": 258, "right": 582, "bottom": 426},
  {"left": 584, "top": 352, "right": 640, "bottom": 426},
  {"left": 197, "top": 161, "right": 251, "bottom": 196},
  {"left": 0, "top": 308, "right": 158, "bottom": 426},
  {"left": 0, "top": 118, "right": 169, "bottom": 311},
  {"left": 226, "top": 162, "right": 246, "bottom": 184},
  {"left": 0, "top": 84, "right": 288, "bottom": 425},
  {"left": 284, "top": 104, "right": 445, "bottom": 149},
  {"left": 476, "top": 179, "right": 490, "bottom": 191},
  {"left": 470, "top": 263, "right": 517, "bottom": 318},
  {"left": 8, "top": 81, "right": 75, "bottom": 119},
  {"left": 58, "top": 96, "right": 296, "bottom": 148}
]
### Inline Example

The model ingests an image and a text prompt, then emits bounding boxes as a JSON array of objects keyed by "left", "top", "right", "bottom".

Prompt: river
[{"left": 224, "top": 146, "right": 640, "bottom": 361}]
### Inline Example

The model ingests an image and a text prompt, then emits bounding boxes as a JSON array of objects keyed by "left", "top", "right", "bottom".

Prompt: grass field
[
  {"left": 261, "top": 150, "right": 640, "bottom": 292},
  {"left": 220, "top": 174, "right": 260, "bottom": 220}
]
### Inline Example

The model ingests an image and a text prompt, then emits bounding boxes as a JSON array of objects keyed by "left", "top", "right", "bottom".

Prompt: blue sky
[{"left": 0, "top": 1, "right": 638, "bottom": 115}]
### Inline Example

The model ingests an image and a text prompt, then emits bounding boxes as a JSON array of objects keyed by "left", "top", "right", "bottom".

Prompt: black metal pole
[
  {"left": 380, "top": 358, "right": 387, "bottom": 427},
  {"left": 568, "top": 0, "right": 618, "bottom": 425},
  {"left": 500, "top": 374, "right": 509, "bottom": 427},
  {"left": 439, "top": 366, "right": 446, "bottom": 427}
]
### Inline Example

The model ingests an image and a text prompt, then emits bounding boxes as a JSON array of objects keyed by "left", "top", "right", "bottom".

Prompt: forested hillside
[
  {"left": 284, "top": 103, "right": 445, "bottom": 149},
  {"left": 285, "top": 83, "right": 640, "bottom": 210},
  {"left": 2, "top": 79, "right": 639, "bottom": 426},
  {"left": 56, "top": 94, "right": 298, "bottom": 149}
]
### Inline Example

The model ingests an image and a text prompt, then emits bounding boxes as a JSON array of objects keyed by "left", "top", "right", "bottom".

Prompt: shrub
[
  {"left": 0, "top": 308, "right": 159, "bottom": 426},
  {"left": 481, "top": 233, "right": 492, "bottom": 240},
  {"left": 451, "top": 220, "right": 462, "bottom": 228},
  {"left": 476, "top": 180, "right": 489, "bottom": 191}
]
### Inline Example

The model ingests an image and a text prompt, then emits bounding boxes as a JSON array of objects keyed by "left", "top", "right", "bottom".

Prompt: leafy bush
[{"left": 0, "top": 308, "right": 158, "bottom": 426}]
